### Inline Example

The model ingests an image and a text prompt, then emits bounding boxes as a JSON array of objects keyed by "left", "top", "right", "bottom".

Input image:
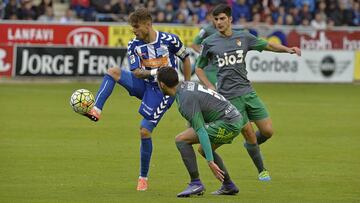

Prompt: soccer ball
[{"left": 70, "top": 89, "right": 95, "bottom": 115}]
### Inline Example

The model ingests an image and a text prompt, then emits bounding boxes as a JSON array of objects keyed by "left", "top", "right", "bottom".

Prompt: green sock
[{"left": 176, "top": 141, "right": 199, "bottom": 181}]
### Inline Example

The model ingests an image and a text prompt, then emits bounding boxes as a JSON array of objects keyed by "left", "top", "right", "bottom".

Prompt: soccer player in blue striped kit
[{"left": 86, "top": 8, "right": 191, "bottom": 191}]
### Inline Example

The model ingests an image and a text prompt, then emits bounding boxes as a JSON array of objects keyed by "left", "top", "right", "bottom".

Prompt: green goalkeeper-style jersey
[
  {"left": 193, "top": 24, "right": 217, "bottom": 45},
  {"left": 197, "top": 29, "right": 268, "bottom": 99},
  {"left": 175, "top": 81, "right": 241, "bottom": 132}
]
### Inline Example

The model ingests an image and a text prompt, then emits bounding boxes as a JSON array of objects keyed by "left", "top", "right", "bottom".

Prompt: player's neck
[
  {"left": 167, "top": 86, "right": 178, "bottom": 96},
  {"left": 221, "top": 27, "right": 233, "bottom": 37},
  {"left": 145, "top": 28, "right": 157, "bottom": 43}
]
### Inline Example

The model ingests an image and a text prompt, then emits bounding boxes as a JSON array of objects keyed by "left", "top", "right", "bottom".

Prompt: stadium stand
[{"left": 1, "top": 0, "right": 359, "bottom": 28}]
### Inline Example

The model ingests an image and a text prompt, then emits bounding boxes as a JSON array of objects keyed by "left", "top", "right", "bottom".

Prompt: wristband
[{"left": 150, "top": 69, "right": 158, "bottom": 76}]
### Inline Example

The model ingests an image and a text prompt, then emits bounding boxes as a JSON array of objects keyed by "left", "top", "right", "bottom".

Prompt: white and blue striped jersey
[{"left": 127, "top": 31, "right": 189, "bottom": 84}]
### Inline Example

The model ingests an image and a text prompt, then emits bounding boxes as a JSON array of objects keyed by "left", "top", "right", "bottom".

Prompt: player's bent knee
[
  {"left": 175, "top": 134, "right": 185, "bottom": 142},
  {"left": 140, "top": 128, "right": 151, "bottom": 139},
  {"left": 107, "top": 67, "right": 121, "bottom": 81},
  {"left": 197, "top": 147, "right": 205, "bottom": 157},
  {"left": 261, "top": 127, "right": 274, "bottom": 138}
]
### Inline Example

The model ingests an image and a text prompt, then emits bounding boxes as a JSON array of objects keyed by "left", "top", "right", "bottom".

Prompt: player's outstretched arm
[
  {"left": 132, "top": 68, "right": 157, "bottom": 79},
  {"left": 196, "top": 127, "right": 224, "bottom": 182},
  {"left": 265, "top": 42, "right": 301, "bottom": 56},
  {"left": 195, "top": 67, "right": 216, "bottom": 90},
  {"left": 182, "top": 57, "right": 192, "bottom": 81}
]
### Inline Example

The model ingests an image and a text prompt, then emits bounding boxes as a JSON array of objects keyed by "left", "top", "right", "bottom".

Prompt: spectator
[
  {"left": 4, "top": 0, "right": 19, "bottom": 19},
  {"left": 294, "top": 0, "right": 315, "bottom": 13},
  {"left": 298, "top": 2, "right": 313, "bottom": 23},
  {"left": 145, "top": 0, "right": 157, "bottom": 16},
  {"left": 311, "top": 12, "right": 327, "bottom": 29},
  {"left": 196, "top": 2, "right": 208, "bottom": 23},
  {"left": 173, "top": 11, "right": 186, "bottom": 24},
  {"left": 111, "top": 0, "right": 134, "bottom": 22},
  {"left": 154, "top": 10, "right": 166, "bottom": 23},
  {"left": 177, "top": 0, "right": 191, "bottom": 20},
  {"left": 60, "top": 8, "right": 77, "bottom": 23},
  {"left": 289, "top": 6, "right": 301, "bottom": 25},
  {"left": 37, "top": 0, "right": 52, "bottom": 17},
  {"left": 18, "top": 0, "right": 37, "bottom": 20},
  {"left": 190, "top": 13, "right": 199, "bottom": 25},
  {"left": 70, "top": 0, "right": 90, "bottom": 18},
  {"left": 232, "top": 0, "right": 250, "bottom": 22},
  {"left": 37, "top": 6, "right": 55, "bottom": 21},
  {"left": 275, "top": 15, "right": 284, "bottom": 25},
  {"left": 350, "top": 1, "right": 360, "bottom": 26},
  {"left": 164, "top": 2, "right": 175, "bottom": 23},
  {"left": 91, "top": 0, "right": 111, "bottom": 13}
]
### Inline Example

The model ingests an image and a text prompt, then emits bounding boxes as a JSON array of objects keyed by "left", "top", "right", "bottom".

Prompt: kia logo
[{"left": 66, "top": 27, "right": 105, "bottom": 46}]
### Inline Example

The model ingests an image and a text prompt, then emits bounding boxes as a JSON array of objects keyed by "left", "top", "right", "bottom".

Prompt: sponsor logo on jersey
[
  {"left": 216, "top": 50, "right": 244, "bottom": 68},
  {"left": 141, "top": 56, "right": 169, "bottom": 68}
]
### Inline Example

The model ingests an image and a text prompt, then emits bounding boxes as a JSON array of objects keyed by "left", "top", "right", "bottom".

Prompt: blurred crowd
[{"left": 1, "top": 0, "right": 359, "bottom": 28}]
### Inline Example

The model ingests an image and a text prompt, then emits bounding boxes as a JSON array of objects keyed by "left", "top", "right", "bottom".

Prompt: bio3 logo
[{"left": 216, "top": 50, "right": 244, "bottom": 68}]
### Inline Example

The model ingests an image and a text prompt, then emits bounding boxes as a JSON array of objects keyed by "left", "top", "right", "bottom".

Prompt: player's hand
[
  {"left": 207, "top": 84, "right": 216, "bottom": 91},
  {"left": 208, "top": 161, "right": 224, "bottom": 182},
  {"left": 289, "top": 47, "right": 301, "bottom": 56}
]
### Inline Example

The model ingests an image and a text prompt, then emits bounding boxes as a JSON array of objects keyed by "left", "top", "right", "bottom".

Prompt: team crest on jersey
[
  {"left": 236, "top": 39, "right": 242, "bottom": 47},
  {"left": 129, "top": 55, "right": 136, "bottom": 64}
]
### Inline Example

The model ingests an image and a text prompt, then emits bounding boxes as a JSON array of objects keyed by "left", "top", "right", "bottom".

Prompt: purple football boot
[
  {"left": 177, "top": 180, "right": 205, "bottom": 197},
  {"left": 211, "top": 182, "right": 239, "bottom": 195}
]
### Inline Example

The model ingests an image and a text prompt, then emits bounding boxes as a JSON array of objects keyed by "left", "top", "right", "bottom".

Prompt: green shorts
[
  {"left": 205, "top": 119, "right": 244, "bottom": 144},
  {"left": 229, "top": 91, "right": 269, "bottom": 123}
]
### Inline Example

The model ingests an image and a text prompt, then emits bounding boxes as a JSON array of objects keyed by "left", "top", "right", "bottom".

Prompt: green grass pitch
[{"left": 0, "top": 82, "right": 359, "bottom": 202}]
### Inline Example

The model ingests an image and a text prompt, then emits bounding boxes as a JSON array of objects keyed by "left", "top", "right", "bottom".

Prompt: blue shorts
[{"left": 118, "top": 70, "right": 174, "bottom": 131}]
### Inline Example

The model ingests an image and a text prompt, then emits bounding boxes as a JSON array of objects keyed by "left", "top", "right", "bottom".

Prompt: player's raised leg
[
  {"left": 86, "top": 67, "right": 121, "bottom": 121},
  {"left": 175, "top": 128, "right": 205, "bottom": 197}
]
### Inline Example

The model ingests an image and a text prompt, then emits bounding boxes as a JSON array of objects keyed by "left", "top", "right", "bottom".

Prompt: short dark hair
[
  {"left": 212, "top": 4, "right": 232, "bottom": 17},
  {"left": 157, "top": 67, "right": 179, "bottom": 88},
  {"left": 128, "top": 7, "right": 152, "bottom": 24}
]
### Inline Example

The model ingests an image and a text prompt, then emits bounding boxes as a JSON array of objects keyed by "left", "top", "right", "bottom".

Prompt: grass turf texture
[{"left": 0, "top": 83, "right": 359, "bottom": 203}]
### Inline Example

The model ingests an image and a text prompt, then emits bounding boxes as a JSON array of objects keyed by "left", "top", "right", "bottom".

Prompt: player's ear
[{"left": 229, "top": 16, "right": 233, "bottom": 23}]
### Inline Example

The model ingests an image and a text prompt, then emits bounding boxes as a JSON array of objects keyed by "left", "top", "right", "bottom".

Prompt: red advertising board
[
  {"left": 0, "top": 45, "right": 13, "bottom": 77},
  {"left": 0, "top": 23, "right": 108, "bottom": 46},
  {"left": 287, "top": 30, "right": 360, "bottom": 50}
]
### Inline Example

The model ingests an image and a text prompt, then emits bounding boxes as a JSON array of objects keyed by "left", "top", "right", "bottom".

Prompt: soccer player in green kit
[
  {"left": 195, "top": 4, "right": 301, "bottom": 181},
  {"left": 157, "top": 67, "right": 245, "bottom": 197},
  {"left": 191, "top": 15, "right": 218, "bottom": 87}
]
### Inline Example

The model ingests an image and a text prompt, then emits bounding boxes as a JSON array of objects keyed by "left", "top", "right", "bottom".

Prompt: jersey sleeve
[
  {"left": 192, "top": 28, "right": 207, "bottom": 45},
  {"left": 168, "top": 34, "right": 189, "bottom": 61},
  {"left": 246, "top": 31, "right": 268, "bottom": 52},
  {"left": 195, "top": 41, "right": 210, "bottom": 69},
  {"left": 127, "top": 40, "right": 141, "bottom": 71}
]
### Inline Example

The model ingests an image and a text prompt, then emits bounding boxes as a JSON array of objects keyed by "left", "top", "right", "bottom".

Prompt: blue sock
[
  {"left": 94, "top": 74, "right": 115, "bottom": 110},
  {"left": 140, "top": 137, "right": 153, "bottom": 177}
]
